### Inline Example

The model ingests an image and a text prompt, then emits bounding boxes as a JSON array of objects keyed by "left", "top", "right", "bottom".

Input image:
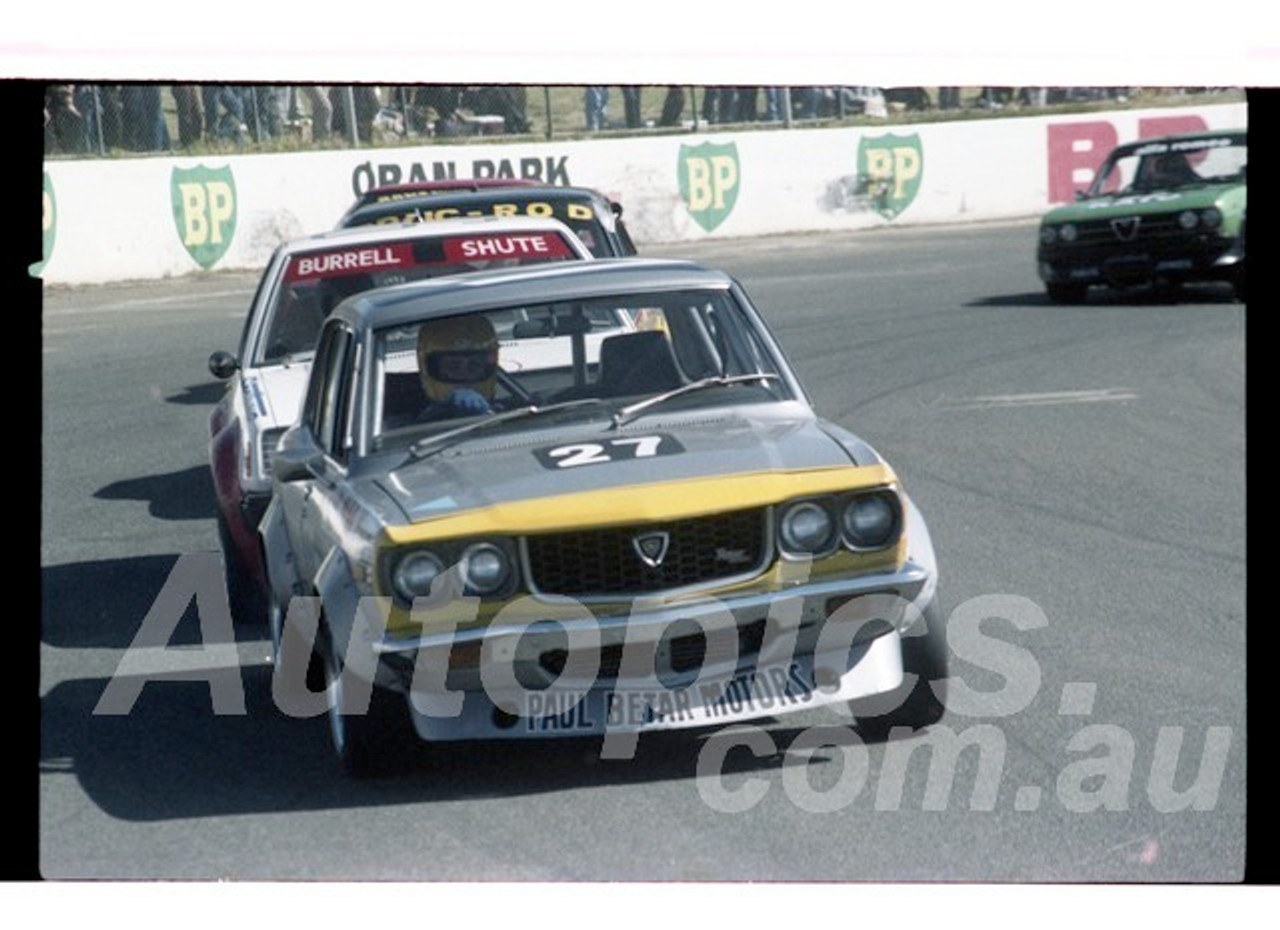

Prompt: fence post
[
  {"left": 543, "top": 86, "right": 553, "bottom": 141},
  {"left": 91, "top": 85, "right": 106, "bottom": 156}
]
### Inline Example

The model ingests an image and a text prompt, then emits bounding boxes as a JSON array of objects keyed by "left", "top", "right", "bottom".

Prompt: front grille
[
  {"left": 1073, "top": 214, "right": 1184, "bottom": 245},
  {"left": 525, "top": 508, "right": 769, "bottom": 597}
]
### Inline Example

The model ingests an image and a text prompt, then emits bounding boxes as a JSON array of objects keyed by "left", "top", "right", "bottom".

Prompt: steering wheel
[{"left": 496, "top": 367, "right": 536, "bottom": 407}]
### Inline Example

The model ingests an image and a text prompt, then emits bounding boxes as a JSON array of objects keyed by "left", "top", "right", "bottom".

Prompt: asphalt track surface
[{"left": 38, "top": 220, "right": 1248, "bottom": 883}]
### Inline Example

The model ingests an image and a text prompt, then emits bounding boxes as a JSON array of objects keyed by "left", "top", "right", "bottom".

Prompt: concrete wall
[{"left": 36, "top": 102, "right": 1246, "bottom": 286}]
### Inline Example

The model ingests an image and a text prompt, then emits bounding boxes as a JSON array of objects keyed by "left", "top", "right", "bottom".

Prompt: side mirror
[
  {"left": 208, "top": 351, "right": 239, "bottom": 380},
  {"left": 271, "top": 427, "right": 323, "bottom": 483}
]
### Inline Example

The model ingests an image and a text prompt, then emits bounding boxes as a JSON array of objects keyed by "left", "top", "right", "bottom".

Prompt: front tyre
[
  {"left": 318, "top": 624, "right": 417, "bottom": 777},
  {"left": 1046, "top": 282, "right": 1088, "bottom": 305},
  {"left": 848, "top": 599, "right": 948, "bottom": 740}
]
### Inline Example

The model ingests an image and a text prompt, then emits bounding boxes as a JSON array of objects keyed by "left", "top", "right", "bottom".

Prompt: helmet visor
[{"left": 426, "top": 349, "right": 498, "bottom": 385}]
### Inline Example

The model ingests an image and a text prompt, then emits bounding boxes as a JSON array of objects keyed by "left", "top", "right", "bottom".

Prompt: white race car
[{"left": 208, "top": 216, "right": 603, "bottom": 625}]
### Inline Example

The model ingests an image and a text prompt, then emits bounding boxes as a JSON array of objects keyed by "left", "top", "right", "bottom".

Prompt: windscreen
[
  {"left": 1091, "top": 135, "right": 1247, "bottom": 196},
  {"left": 368, "top": 288, "right": 792, "bottom": 451}
]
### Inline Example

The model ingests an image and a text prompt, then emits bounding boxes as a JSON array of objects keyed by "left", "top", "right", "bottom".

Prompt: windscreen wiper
[
  {"left": 408, "top": 398, "right": 611, "bottom": 460},
  {"left": 611, "top": 374, "right": 781, "bottom": 429}
]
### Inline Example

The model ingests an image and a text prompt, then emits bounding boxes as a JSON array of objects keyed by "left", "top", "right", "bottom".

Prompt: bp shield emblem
[
  {"left": 856, "top": 133, "right": 923, "bottom": 219},
  {"left": 678, "top": 142, "right": 740, "bottom": 232},
  {"left": 171, "top": 165, "right": 237, "bottom": 269},
  {"left": 30, "top": 171, "right": 55, "bottom": 277}
]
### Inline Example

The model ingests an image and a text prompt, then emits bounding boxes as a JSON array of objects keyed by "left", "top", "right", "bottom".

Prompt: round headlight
[
  {"left": 841, "top": 494, "right": 899, "bottom": 550},
  {"left": 461, "top": 543, "right": 510, "bottom": 595},
  {"left": 1179, "top": 210, "right": 1199, "bottom": 230},
  {"left": 1059, "top": 223, "right": 1078, "bottom": 243},
  {"left": 779, "top": 501, "right": 835, "bottom": 554},
  {"left": 1200, "top": 207, "right": 1222, "bottom": 229},
  {"left": 393, "top": 550, "right": 445, "bottom": 603},
  {"left": 1039, "top": 225, "right": 1058, "bottom": 245}
]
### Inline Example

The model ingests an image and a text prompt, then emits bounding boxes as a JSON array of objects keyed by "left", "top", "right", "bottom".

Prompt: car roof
[
  {"left": 332, "top": 258, "right": 732, "bottom": 330},
  {"left": 352, "top": 178, "right": 544, "bottom": 208},
  {"left": 339, "top": 184, "right": 620, "bottom": 226},
  {"left": 1109, "top": 128, "right": 1247, "bottom": 157},
  {"left": 276, "top": 214, "right": 592, "bottom": 256}
]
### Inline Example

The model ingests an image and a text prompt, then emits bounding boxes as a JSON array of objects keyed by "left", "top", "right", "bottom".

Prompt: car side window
[{"left": 303, "top": 323, "right": 356, "bottom": 462}]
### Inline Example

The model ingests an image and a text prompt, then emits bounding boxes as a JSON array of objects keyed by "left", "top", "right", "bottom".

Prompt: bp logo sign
[
  {"left": 31, "top": 171, "right": 55, "bottom": 277},
  {"left": 171, "top": 165, "right": 237, "bottom": 269},
  {"left": 857, "top": 133, "right": 923, "bottom": 219},
  {"left": 678, "top": 142, "right": 740, "bottom": 232}
]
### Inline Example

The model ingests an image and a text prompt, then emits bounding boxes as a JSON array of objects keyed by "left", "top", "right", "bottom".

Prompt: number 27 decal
[{"left": 534, "top": 434, "right": 684, "bottom": 469}]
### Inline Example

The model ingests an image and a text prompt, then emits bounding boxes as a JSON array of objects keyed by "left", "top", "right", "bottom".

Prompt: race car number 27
[{"left": 534, "top": 434, "right": 683, "bottom": 469}]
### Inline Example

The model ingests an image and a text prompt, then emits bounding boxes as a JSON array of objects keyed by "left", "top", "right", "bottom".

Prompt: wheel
[
  {"left": 848, "top": 599, "right": 948, "bottom": 740},
  {"left": 216, "top": 512, "right": 266, "bottom": 628},
  {"left": 317, "top": 623, "right": 417, "bottom": 777},
  {"left": 1230, "top": 266, "right": 1247, "bottom": 304},
  {"left": 1046, "top": 282, "right": 1087, "bottom": 305}
]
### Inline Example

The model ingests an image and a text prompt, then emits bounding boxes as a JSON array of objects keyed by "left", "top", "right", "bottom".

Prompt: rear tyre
[
  {"left": 848, "top": 599, "right": 948, "bottom": 740},
  {"left": 1046, "top": 282, "right": 1087, "bottom": 305}
]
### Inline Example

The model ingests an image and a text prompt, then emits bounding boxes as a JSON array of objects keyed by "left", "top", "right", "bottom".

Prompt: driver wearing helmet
[{"left": 414, "top": 314, "right": 498, "bottom": 420}]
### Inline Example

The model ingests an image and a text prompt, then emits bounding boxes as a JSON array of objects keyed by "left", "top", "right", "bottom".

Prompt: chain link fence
[{"left": 42, "top": 83, "right": 1243, "bottom": 158}]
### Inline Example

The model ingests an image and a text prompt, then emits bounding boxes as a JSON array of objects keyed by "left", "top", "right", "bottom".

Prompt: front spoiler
[
  {"left": 369, "top": 558, "right": 931, "bottom": 742},
  {"left": 405, "top": 632, "right": 903, "bottom": 741}
]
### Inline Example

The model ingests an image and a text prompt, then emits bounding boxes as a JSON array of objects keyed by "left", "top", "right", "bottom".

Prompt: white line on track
[{"left": 933, "top": 388, "right": 1139, "bottom": 410}]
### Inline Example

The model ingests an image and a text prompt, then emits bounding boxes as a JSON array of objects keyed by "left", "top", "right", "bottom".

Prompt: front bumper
[
  {"left": 369, "top": 558, "right": 931, "bottom": 741},
  {"left": 1038, "top": 234, "right": 1244, "bottom": 288}
]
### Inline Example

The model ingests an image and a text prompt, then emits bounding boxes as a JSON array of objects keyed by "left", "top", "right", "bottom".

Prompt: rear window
[
  {"left": 343, "top": 196, "right": 618, "bottom": 258},
  {"left": 255, "top": 232, "right": 580, "bottom": 365}
]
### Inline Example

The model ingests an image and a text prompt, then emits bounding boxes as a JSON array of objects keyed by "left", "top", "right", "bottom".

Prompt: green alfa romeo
[{"left": 1037, "top": 129, "right": 1246, "bottom": 304}]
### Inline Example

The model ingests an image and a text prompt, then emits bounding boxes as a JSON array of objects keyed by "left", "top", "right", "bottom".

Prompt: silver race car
[{"left": 259, "top": 258, "right": 946, "bottom": 774}]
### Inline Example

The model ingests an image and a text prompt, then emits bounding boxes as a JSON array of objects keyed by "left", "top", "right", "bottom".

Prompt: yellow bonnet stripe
[{"left": 382, "top": 463, "right": 897, "bottom": 545}]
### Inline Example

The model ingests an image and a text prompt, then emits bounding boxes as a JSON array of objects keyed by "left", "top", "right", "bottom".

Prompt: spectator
[
  {"left": 729, "top": 87, "right": 758, "bottom": 122},
  {"left": 202, "top": 85, "right": 248, "bottom": 142},
  {"left": 716, "top": 87, "right": 736, "bottom": 123},
  {"left": 171, "top": 85, "right": 204, "bottom": 147},
  {"left": 762, "top": 86, "right": 785, "bottom": 121},
  {"left": 472, "top": 86, "right": 531, "bottom": 134},
  {"left": 792, "top": 86, "right": 825, "bottom": 119},
  {"left": 584, "top": 86, "right": 610, "bottom": 130},
  {"left": 412, "top": 85, "right": 463, "bottom": 134},
  {"left": 297, "top": 85, "right": 334, "bottom": 140},
  {"left": 44, "top": 84, "right": 86, "bottom": 153},
  {"left": 976, "top": 87, "right": 1011, "bottom": 109},
  {"left": 79, "top": 85, "right": 123, "bottom": 152},
  {"left": 253, "top": 86, "right": 290, "bottom": 140},
  {"left": 1018, "top": 87, "right": 1047, "bottom": 107},
  {"left": 622, "top": 86, "right": 643, "bottom": 128},
  {"left": 658, "top": 86, "right": 686, "bottom": 126},
  {"left": 120, "top": 84, "right": 170, "bottom": 152},
  {"left": 700, "top": 87, "right": 721, "bottom": 124},
  {"left": 330, "top": 85, "right": 381, "bottom": 143}
]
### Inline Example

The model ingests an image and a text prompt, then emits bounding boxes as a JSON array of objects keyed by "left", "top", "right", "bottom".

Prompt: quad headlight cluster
[
  {"left": 1178, "top": 207, "right": 1222, "bottom": 230},
  {"left": 1040, "top": 223, "right": 1078, "bottom": 245},
  {"left": 776, "top": 488, "right": 902, "bottom": 558},
  {"left": 385, "top": 539, "right": 517, "bottom": 607}
]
